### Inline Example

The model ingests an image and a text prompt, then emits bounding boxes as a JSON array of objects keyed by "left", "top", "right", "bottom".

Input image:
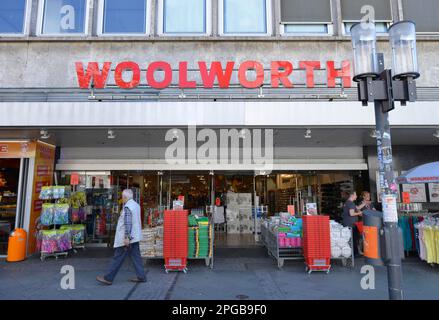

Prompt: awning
[{"left": 396, "top": 162, "right": 439, "bottom": 184}]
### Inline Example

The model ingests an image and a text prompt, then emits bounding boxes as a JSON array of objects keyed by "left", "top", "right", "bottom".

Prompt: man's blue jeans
[{"left": 104, "top": 242, "right": 146, "bottom": 283}]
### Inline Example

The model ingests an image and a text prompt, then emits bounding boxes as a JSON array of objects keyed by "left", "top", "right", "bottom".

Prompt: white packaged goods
[
  {"left": 255, "top": 220, "right": 262, "bottom": 233},
  {"left": 342, "top": 246, "right": 352, "bottom": 258},
  {"left": 214, "top": 206, "right": 225, "bottom": 224},
  {"left": 341, "top": 227, "right": 352, "bottom": 241},
  {"left": 330, "top": 220, "right": 352, "bottom": 259},
  {"left": 226, "top": 192, "right": 238, "bottom": 205},
  {"left": 227, "top": 223, "right": 241, "bottom": 234},
  {"left": 331, "top": 246, "right": 342, "bottom": 258},
  {"left": 237, "top": 193, "right": 252, "bottom": 205}
]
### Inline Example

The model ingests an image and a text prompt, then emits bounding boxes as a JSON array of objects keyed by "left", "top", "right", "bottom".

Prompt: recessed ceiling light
[
  {"left": 107, "top": 130, "right": 116, "bottom": 139},
  {"left": 40, "top": 129, "right": 50, "bottom": 139}
]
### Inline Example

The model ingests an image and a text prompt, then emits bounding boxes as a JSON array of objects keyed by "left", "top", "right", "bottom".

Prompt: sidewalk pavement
[{"left": 0, "top": 247, "right": 438, "bottom": 300}]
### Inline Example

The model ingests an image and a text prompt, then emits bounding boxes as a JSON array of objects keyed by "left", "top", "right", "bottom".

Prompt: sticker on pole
[{"left": 382, "top": 194, "right": 398, "bottom": 223}]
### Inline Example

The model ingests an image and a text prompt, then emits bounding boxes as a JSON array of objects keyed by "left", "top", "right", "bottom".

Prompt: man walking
[{"left": 97, "top": 189, "right": 146, "bottom": 285}]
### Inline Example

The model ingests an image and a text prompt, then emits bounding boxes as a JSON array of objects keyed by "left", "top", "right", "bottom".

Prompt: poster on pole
[
  {"left": 382, "top": 194, "right": 398, "bottom": 223},
  {"left": 402, "top": 183, "right": 427, "bottom": 203},
  {"left": 428, "top": 183, "right": 439, "bottom": 202},
  {"left": 376, "top": 171, "right": 400, "bottom": 202}
]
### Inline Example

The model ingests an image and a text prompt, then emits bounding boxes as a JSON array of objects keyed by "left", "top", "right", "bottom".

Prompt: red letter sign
[
  {"left": 179, "top": 61, "right": 197, "bottom": 88},
  {"left": 238, "top": 60, "right": 265, "bottom": 89},
  {"left": 114, "top": 61, "right": 140, "bottom": 89},
  {"left": 327, "top": 60, "right": 351, "bottom": 88},
  {"left": 199, "top": 61, "right": 234, "bottom": 88},
  {"left": 299, "top": 61, "right": 321, "bottom": 88},
  {"left": 147, "top": 61, "right": 173, "bottom": 89},
  {"left": 271, "top": 61, "right": 293, "bottom": 88},
  {"left": 75, "top": 62, "right": 111, "bottom": 89}
]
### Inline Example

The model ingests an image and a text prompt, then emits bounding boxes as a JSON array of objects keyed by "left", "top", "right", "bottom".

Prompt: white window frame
[
  {"left": 97, "top": 0, "right": 151, "bottom": 36},
  {"left": 280, "top": 23, "right": 334, "bottom": 37},
  {"left": 218, "top": 0, "right": 272, "bottom": 37},
  {"left": 157, "top": 0, "right": 212, "bottom": 36},
  {"left": 0, "top": 0, "right": 32, "bottom": 37},
  {"left": 342, "top": 21, "right": 391, "bottom": 36},
  {"left": 37, "top": 0, "right": 90, "bottom": 36}
]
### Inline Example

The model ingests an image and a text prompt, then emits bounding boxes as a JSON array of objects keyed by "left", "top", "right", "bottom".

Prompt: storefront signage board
[
  {"left": 0, "top": 141, "right": 36, "bottom": 158},
  {"left": 75, "top": 60, "right": 352, "bottom": 90},
  {"left": 28, "top": 142, "right": 55, "bottom": 254}
]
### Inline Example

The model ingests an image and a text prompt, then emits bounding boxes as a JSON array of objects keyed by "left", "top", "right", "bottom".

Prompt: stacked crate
[
  {"left": 188, "top": 216, "right": 211, "bottom": 258},
  {"left": 164, "top": 210, "right": 188, "bottom": 272},
  {"left": 302, "top": 215, "right": 331, "bottom": 273}
]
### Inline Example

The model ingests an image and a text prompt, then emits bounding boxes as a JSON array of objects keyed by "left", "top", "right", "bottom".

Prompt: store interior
[
  {"left": 57, "top": 170, "right": 367, "bottom": 250},
  {"left": 0, "top": 159, "right": 20, "bottom": 255}
]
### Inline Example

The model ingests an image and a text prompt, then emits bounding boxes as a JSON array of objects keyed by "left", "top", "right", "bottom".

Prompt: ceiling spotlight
[
  {"left": 178, "top": 89, "right": 186, "bottom": 99},
  {"left": 304, "top": 129, "right": 312, "bottom": 139},
  {"left": 370, "top": 130, "right": 378, "bottom": 138},
  {"left": 107, "top": 129, "right": 116, "bottom": 139},
  {"left": 433, "top": 130, "right": 439, "bottom": 138},
  {"left": 40, "top": 129, "right": 50, "bottom": 139}
]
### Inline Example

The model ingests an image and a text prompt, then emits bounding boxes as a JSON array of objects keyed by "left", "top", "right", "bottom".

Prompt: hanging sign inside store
[
  {"left": 75, "top": 60, "right": 352, "bottom": 90},
  {"left": 70, "top": 173, "right": 79, "bottom": 186}
]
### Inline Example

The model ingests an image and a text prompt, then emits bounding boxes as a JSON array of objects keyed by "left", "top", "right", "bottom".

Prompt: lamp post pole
[
  {"left": 351, "top": 20, "right": 419, "bottom": 300},
  {"left": 373, "top": 53, "right": 403, "bottom": 300}
]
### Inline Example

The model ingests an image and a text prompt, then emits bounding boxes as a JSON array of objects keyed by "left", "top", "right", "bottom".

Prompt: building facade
[{"left": 0, "top": 0, "right": 439, "bottom": 255}]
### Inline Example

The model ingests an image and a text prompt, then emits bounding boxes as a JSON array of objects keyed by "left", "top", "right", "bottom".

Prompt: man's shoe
[
  {"left": 130, "top": 277, "right": 147, "bottom": 283},
  {"left": 96, "top": 276, "right": 112, "bottom": 285}
]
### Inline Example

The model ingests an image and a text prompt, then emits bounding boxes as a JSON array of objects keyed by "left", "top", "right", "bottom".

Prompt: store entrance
[{"left": 0, "top": 159, "right": 20, "bottom": 255}]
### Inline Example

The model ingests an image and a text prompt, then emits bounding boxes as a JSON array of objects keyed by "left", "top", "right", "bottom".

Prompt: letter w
[
  {"left": 199, "top": 61, "right": 234, "bottom": 88},
  {"left": 75, "top": 62, "right": 111, "bottom": 89}
]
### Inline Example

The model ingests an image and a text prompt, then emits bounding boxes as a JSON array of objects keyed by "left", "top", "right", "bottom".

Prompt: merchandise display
[
  {"left": 415, "top": 217, "right": 439, "bottom": 265},
  {"left": 53, "top": 204, "right": 70, "bottom": 225},
  {"left": 40, "top": 204, "right": 55, "bottom": 226},
  {"left": 60, "top": 225, "right": 86, "bottom": 246},
  {"left": 329, "top": 220, "right": 354, "bottom": 267},
  {"left": 40, "top": 229, "right": 72, "bottom": 254},
  {"left": 226, "top": 192, "right": 254, "bottom": 234},
  {"left": 39, "top": 185, "right": 87, "bottom": 261},
  {"left": 140, "top": 225, "right": 164, "bottom": 258},
  {"left": 188, "top": 216, "right": 212, "bottom": 259},
  {"left": 303, "top": 215, "right": 331, "bottom": 273},
  {"left": 261, "top": 214, "right": 303, "bottom": 268},
  {"left": 399, "top": 215, "right": 423, "bottom": 253}
]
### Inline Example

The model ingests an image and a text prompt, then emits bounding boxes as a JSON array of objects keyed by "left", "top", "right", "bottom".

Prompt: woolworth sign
[{"left": 75, "top": 60, "right": 352, "bottom": 89}]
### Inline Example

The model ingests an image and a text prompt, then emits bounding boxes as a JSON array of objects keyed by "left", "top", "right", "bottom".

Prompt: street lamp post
[{"left": 351, "top": 21, "right": 420, "bottom": 300}]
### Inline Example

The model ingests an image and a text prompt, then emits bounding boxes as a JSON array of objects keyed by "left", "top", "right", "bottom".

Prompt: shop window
[
  {"left": 39, "top": 0, "right": 88, "bottom": 35},
  {"left": 280, "top": 0, "right": 333, "bottom": 36},
  {"left": 99, "top": 0, "right": 149, "bottom": 35},
  {"left": 219, "top": 0, "right": 271, "bottom": 36},
  {"left": 0, "top": 0, "right": 27, "bottom": 35},
  {"left": 341, "top": 0, "right": 392, "bottom": 35},
  {"left": 158, "top": 0, "right": 211, "bottom": 35},
  {"left": 402, "top": 0, "right": 439, "bottom": 33}
]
